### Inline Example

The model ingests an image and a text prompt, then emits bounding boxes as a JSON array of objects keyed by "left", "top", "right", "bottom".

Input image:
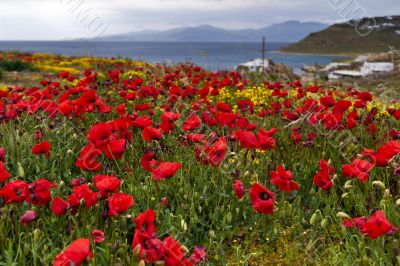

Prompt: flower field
[{"left": 0, "top": 51, "right": 399, "bottom": 265}]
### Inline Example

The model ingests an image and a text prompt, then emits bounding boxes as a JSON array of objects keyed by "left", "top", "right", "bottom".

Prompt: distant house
[
  {"left": 236, "top": 58, "right": 269, "bottom": 72},
  {"left": 327, "top": 61, "right": 394, "bottom": 79},
  {"left": 360, "top": 62, "right": 394, "bottom": 76}
]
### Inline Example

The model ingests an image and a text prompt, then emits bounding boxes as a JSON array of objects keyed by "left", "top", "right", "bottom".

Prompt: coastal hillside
[
  {"left": 282, "top": 16, "right": 400, "bottom": 54},
  {"left": 93, "top": 21, "right": 328, "bottom": 43}
]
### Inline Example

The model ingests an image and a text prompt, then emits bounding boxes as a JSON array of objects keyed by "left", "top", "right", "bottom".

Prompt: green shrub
[
  {"left": 0, "top": 59, "right": 34, "bottom": 72},
  {"left": 0, "top": 68, "right": 3, "bottom": 80}
]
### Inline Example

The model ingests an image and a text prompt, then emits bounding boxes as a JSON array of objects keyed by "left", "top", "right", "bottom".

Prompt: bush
[
  {"left": 0, "top": 68, "right": 3, "bottom": 80},
  {"left": 0, "top": 59, "right": 34, "bottom": 72}
]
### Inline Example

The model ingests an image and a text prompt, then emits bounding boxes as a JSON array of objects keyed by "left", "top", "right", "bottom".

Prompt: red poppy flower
[
  {"left": 249, "top": 183, "right": 274, "bottom": 214},
  {"left": 108, "top": 193, "right": 134, "bottom": 216},
  {"left": 0, "top": 147, "right": 4, "bottom": 162},
  {"left": 161, "top": 197, "right": 168, "bottom": 207},
  {"left": 109, "top": 70, "right": 120, "bottom": 83},
  {"left": 191, "top": 246, "right": 207, "bottom": 265},
  {"left": 271, "top": 165, "right": 299, "bottom": 192},
  {"left": 346, "top": 111, "right": 359, "bottom": 129},
  {"left": 35, "top": 130, "right": 43, "bottom": 139},
  {"left": 187, "top": 134, "right": 206, "bottom": 143},
  {"left": 132, "top": 116, "right": 154, "bottom": 129},
  {"left": 343, "top": 211, "right": 398, "bottom": 239},
  {"left": 32, "top": 141, "right": 51, "bottom": 158},
  {"left": 20, "top": 210, "right": 38, "bottom": 226},
  {"left": 87, "top": 122, "right": 113, "bottom": 148},
  {"left": 68, "top": 184, "right": 98, "bottom": 208},
  {"left": 142, "top": 126, "right": 163, "bottom": 141},
  {"left": 0, "top": 161, "right": 10, "bottom": 182},
  {"left": 75, "top": 143, "right": 103, "bottom": 172},
  {"left": 342, "top": 158, "right": 373, "bottom": 183},
  {"left": 53, "top": 238, "right": 92, "bottom": 266},
  {"left": 373, "top": 140, "right": 400, "bottom": 167},
  {"left": 57, "top": 100, "right": 73, "bottom": 116},
  {"left": 141, "top": 152, "right": 157, "bottom": 171},
  {"left": 103, "top": 139, "right": 127, "bottom": 160},
  {"left": 152, "top": 162, "right": 181, "bottom": 180},
  {"left": 132, "top": 230, "right": 164, "bottom": 263},
  {"left": 135, "top": 209, "right": 157, "bottom": 237},
  {"left": 115, "top": 104, "right": 126, "bottom": 115},
  {"left": 320, "top": 95, "right": 335, "bottom": 107},
  {"left": 233, "top": 179, "right": 245, "bottom": 199},
  {"left": 70, "top": 177, "right": 86, "bottom": 187},
  {"left": 163, "top": 236, "right": 184, "bottom": 266},
  {"left": 93, "top": 174, "right": 120, "bottom": 193},
  {"left": 343, "top": 216, "right": 367, "bottom": 229},
  {"left": 205, "top": 137, "right": 227, "bottom": 167},
  {"left": 161, "top": 112, "right": 181, "bottom": 122},
  {"left": 0, "top": 180, "right": 29, "bottom": 204},
  {"left": 91, "top": 229, "right": 106, "bottom": 243},
  {"left": 59, "top": 71, "right": 70, "bottom": 79},
  {"left": 234, "top": 130, "right": 259, "bottom": 149},
  {"left": 257, "top": 128, "right": 277, "bottom": 150},
  {"left": 160, "top": 121, "right": 175, "bottom": 134},
  {"left": 290, "top": 128, "right": 302, "bottom": 144},
  {"left": 51, "top": 196, "right": 70, "bottom": 217},
  {"left": 360, "top": 211, "right": 398, "bottom": 239},
  {"left": 29, "top": 178, "right": 57, "bottom": 206},
  {"left": 357, "top": 91, "right": 373, "bottom": 102},
  {"left": 182, "top": 115, "right": 201, "bottom": 131},
  {"left": 313, "top": 160, "right": 334, "bottom": 190}
]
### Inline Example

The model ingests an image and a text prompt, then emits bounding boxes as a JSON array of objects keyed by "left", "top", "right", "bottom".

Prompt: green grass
[
  {"left": 0, "top": 57, "right": 399, "bottom": 265},
  {"left": 0, "top": 59, "right": 35, "bottom": 72}
]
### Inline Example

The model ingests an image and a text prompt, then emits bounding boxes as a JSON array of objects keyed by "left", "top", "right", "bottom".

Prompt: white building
[
  {"left": 360, "top": 62, "right": 394, "bottom": 76},
  {"left": 236, "top": 58, "right": 269, "bottom": 72},
  {"left": 328, "top": 61, "right": 394, "bottom": 79}
]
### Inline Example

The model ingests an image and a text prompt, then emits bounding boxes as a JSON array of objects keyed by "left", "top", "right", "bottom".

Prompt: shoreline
[{"left": 277, "top": 50, "right": 357, "bottom": 58}]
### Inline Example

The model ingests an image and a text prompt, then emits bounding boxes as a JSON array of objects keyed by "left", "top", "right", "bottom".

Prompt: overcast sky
[{"left": 0, "top": 0, "right": 399, "bottom": 40}]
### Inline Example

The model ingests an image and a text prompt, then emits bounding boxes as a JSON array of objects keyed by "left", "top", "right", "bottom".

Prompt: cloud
[{"left": 0, "top": 0, "right": 399, "bottom": 40}]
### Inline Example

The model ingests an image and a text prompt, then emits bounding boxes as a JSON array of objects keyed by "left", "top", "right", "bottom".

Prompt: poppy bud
[
  {"left": 33, "top": 229, "right": 41, "bottom": 242},
  {"left": 209, "top": 230, "right": 216, "bottom": 238},
  {"left": 320, "top": 218, "right": 327, "bottom": 228},
  {"left": 336, "top": 212, "right": 351, "bottom": 219},
  {"left": 396, "top": 198, "right": 400, "bottom": 206},
  {"left": 226, "top": 212, "right": 232, "bottom": 224},
  {"left": 342, "top": 193, "right": 349, "bottom": 198},
  {"left": 343, "top": 180, "right": 353, "bottom": 189},
  {"left": 155, "top": 261, "right": 164, "bottom": 266},
  {"left": 138, "top": 260, "right": 146, "bottom": 266},
  {"left": 17, "top": 162, "right": 24, "bottom": 177},
  {"left": 133, "top": 244, "right": 141, "bottom": 257},
  {"left": 181, "top": 219, "right": 187, "bottom": 231},
  {"left": 181, "top": 245, "right": 189, "bottom": 255},
  {"left": 310, "top": 213, "right": 318, "bottom": 225},
  {"left": 372, "top": 181, "right": 385, "bottom": 189}
]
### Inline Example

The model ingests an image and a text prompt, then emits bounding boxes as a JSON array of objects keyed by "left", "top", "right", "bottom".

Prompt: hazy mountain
[
  {"left": 93, "top": 21, "right": 328, "bottom": 42},
  {"left": 282, "top": 15, "right": 400, "bottom": 54}
]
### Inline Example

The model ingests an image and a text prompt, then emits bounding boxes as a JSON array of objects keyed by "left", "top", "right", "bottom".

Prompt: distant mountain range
[
  {"left": 92, "top": 21, "right": 328, "bottom": 43},
  {"left": 282, "top": 15, "right": 400, "bottom": 54}
]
